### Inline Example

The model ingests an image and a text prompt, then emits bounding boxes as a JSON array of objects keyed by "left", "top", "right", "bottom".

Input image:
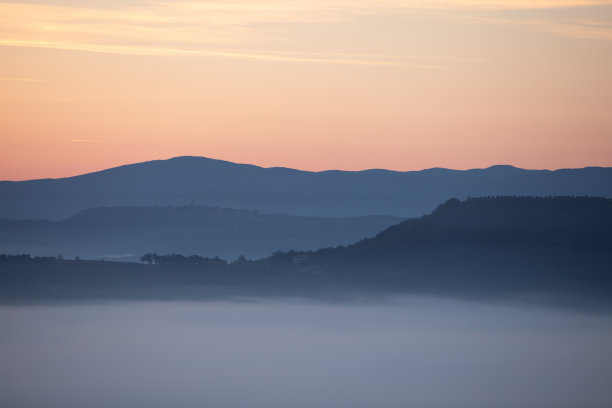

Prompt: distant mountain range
[
  {"left": 2, "top": 197, "right": 611, "bottom": 305},
  {"left": 1, "top": 156, "right": 611, "bottom": 219},
  {"left": 0, "top": 205, "right": 402, "bottom": 260}
]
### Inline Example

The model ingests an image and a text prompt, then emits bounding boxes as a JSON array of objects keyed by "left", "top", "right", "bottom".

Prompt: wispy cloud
[
  {"left": 532, "top": 18, "right": 612, "bottom": 40},
  {"left": 0, "top": 39, "right": 445, "bottom": 67},
  {"left": 0, "top": 76, "right": 47, "bottom": 82},
  {"left": 448, "top": 5, "right": 612, "bottom": 41},
  {"left": 0, "top": 0, "right": 611, "bottom": 66}
]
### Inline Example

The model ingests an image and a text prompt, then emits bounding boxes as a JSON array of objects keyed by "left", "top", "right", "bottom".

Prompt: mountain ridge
[
  {"left": 5, "top": 156, "right": 605, "bottom": 184},
  {"left": 1, "top": 156, "right": 611, "bottom": 220},
  {"left": 0, "top": 155, "right": 611, "bottom": 183}
]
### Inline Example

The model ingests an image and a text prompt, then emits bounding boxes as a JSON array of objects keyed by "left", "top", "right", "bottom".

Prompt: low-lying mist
[{"left": 1, "top": 298, "right": 611, "bottom": 408}]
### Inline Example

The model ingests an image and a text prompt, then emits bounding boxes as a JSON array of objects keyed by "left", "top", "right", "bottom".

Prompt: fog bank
[{"left": 1, "top": 298, "right": 611, "bottom": 408}]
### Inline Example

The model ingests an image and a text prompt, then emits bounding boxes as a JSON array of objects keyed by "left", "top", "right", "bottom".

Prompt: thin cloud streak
[
  {"left": 0, "top": 77, "right": 47, "bottom": 82},
  {"left": 0, "top": 40, "right": 444, "bottom": 68},
  {"left": 452, "top": 9, "right": 612, "bottom": 41},
  {"left": 71, "top": 139, "right": 101, "bottom": 143},
  {"left": 535, "top": 19, "right": 612, "bottom": 40},
  {"left": 234, "top": 49, "right": 486, "bottom": 62},
  {"left": 1, "top": 1, "right": 611, "bottom": 68}
]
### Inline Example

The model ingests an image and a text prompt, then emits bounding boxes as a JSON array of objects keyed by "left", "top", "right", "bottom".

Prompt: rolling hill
[
  {"left": 1, "top": 197, "right": 611, "bottom": 305},
  {"left": 0, "top": 205, "right": 403, "bottom": 260},
  {"left": 1, "top": 156, "right": 611, "bottom": 219},
  {"left": 289, "top": 196, "right": 612, "bottom": 298}
]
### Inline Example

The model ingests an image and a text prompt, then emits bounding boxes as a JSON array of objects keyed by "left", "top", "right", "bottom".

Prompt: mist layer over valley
[{"left": 2, "top": 298, "right": 612, "bottom": 408}]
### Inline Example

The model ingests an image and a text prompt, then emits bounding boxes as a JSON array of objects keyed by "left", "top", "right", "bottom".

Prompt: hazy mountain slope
[
  {"left": 0, "top": 205, "right": 403, "bottom": 260},
  {"left": 291, "top": 196, "right": 612, "bottom": 296},
  {"left": 2, "top": 197, "right": 611, "bottom": 305},
  {"left": 1, "top": 156, "right": 611, "bottom": 219}
]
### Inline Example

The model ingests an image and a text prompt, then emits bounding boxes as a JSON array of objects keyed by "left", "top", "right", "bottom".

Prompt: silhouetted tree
[{"left": 140, "top": 253, "right": 154, "bottom": 264}]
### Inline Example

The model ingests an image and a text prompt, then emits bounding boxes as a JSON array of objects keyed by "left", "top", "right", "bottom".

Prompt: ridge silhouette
[
  {"left": 2, "top": 197, "right": 611, "bottom": 306},
  {"left": 1, "top": 156, "right": 611, "bottom": 219}
]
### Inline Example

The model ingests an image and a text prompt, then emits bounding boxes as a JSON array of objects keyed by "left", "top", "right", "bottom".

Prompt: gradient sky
[{"left": 1, "top": 0, "right": 612, "bottom": 180}]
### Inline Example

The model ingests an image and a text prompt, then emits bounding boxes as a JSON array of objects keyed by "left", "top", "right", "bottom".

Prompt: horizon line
[{"left": 2, "top": 155, "right": 611, "bottom": 182}]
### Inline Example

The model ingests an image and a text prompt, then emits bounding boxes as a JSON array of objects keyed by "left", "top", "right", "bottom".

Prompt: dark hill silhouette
[
  {"left": 1, "top": 156, "right": 611, "bottom": 219},
  {"left": 287, "top": 196, "right": 612, "bottom": 298},
  {"left": 1, "top": 197, "right": 611, "bottom": 306},
  {"left": 0, "top": 205, "right": 403, "bottom": 260},
  {"left": 365, "top": 196, "right": 612, "bottom": 247}
]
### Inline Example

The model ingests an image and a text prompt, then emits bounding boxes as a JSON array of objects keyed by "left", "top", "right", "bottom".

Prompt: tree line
[{"left": 140, "top": 253, "right": 229, "bottom": 267}]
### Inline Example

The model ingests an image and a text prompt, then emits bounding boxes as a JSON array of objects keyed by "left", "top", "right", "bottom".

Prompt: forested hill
[
  {"left": 364, "top": 196, "right": 612, "bottom": 246},
  {"left": 0, "top": 205, "right": 402, "bottom": 260},
  {"left": 286, "top": 196, "right": 612, "bottom": 296},
  {"left": 1, "top": 155, "right": 611, "bottom": 219},
  {"left": 1, "top": 197, "right": 611, "bottom": 305}
]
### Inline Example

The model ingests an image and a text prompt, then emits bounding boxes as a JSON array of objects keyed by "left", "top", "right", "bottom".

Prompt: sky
[{"left": 1, "top": 0, "right": 612, "bottom": 180}]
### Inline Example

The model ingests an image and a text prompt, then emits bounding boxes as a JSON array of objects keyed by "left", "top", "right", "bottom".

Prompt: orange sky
[{"left": 1, "top": 0, "right": 612, "bottom": 180}]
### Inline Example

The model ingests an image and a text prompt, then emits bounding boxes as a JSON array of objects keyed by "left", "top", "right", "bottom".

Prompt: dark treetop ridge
[{"left": 1, "top": 196, "right": 611, "bottom": 307}]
